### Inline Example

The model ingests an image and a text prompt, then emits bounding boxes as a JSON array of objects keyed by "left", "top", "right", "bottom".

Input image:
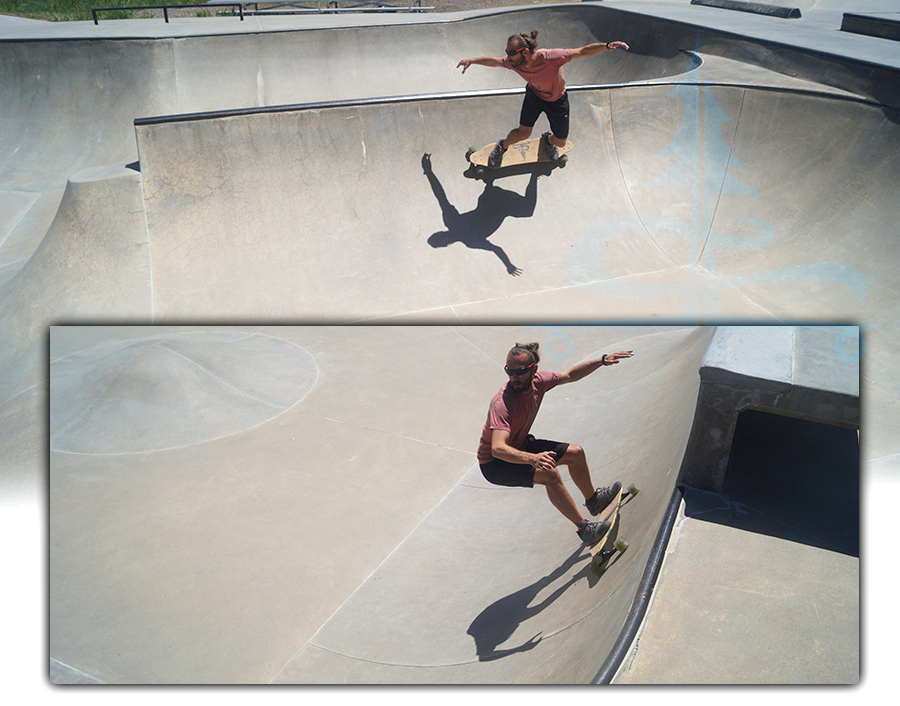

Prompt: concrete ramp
[
  {"left": 130, "top": 80, "right": 899, "bottom": 327},
  {"left": 0, "top": 7, "right": 691, "bottom": 193},
  {"left": 3, "top": 5, "right": 898, "bottom": 495},
  {"left": 49, "top": 325, "right": 712, "bottom": 683},
  {"left": 5, "top": 1, "right": 885, "bottom": 687},
  {"left": 0, "top": 5, "right": 696, "bottom": 491}
]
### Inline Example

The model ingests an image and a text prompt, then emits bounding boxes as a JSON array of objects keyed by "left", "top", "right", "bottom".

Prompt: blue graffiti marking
[{"left": 566, "top": 45, "right": 868, "bottom": 319}]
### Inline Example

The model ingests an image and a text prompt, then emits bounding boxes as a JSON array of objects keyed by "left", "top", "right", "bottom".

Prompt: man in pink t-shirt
[
  {"left": 458, "top": 30, "right": 629, "bottom": 167},
  {"left": 478, "top": 341, "right": 634, "bottom": 545}
]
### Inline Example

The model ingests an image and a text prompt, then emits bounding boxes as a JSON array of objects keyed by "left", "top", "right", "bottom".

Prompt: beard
[{"left": 510, "top": 375, "right": 533, "bottom": 393}]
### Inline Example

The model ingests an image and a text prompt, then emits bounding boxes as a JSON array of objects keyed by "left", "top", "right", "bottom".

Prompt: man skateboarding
[
  {"left": 477, "top": 342, "right": 634, "bottom": 544},
  {"left": 457, "top": 30, "right": 629, "bottom": 167}
]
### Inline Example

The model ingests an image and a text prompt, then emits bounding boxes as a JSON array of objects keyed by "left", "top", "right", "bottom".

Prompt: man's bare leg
[
  {"left": 501, "top": 125, "right": 533, "bottom": 150},
  {"left": 557, "top": 445, "right": 595, "bottom": 501},
  {"left": 534, "top": 467, "right": 584, "bottom": 527}
]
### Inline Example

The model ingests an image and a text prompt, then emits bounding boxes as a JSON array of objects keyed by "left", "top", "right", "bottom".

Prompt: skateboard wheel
[
  {"left": 627, "top": 484, "right": 639, "bottom": 496},
  {"left": 614, "top": 538, "right": 629, "bottom": 553},
  {"left": 466, "top": 147, "right": 476, "bottom": 160},
  {"left": 590, "top": 562, "right": 603, "bottom": 577},
  {"left": 475, "top": 166, "right": 485, "bottom": 176},
  {"left": 559, "top": 154, "right": 568, "bottom": 165}
]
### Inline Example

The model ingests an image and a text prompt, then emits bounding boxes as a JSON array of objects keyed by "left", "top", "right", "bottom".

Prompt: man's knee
[
  {"left": 561, "top": 444, "right": 585, "bottom": 465},
  {"left": 534, "top": 467, "right": 564, "bottom": 487}
]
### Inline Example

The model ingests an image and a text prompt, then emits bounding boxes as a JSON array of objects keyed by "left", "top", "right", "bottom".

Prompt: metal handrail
[
  {"left": 92, "top": 4, "right": 245, "bottom": 24},
  {"left": 243, "top": 1, "right": 425, "bottom": 11},
  {"left": 91, "top": 1, "right": 430, "bottom": 23}
]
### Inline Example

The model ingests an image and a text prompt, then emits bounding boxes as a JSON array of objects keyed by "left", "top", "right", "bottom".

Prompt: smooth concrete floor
[{"left": 615, "top": 488, "right": 859, "bottom": 684}]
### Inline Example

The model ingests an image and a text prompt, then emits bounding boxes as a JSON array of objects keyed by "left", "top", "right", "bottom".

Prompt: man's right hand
[
  {"left": 457, "top": 57, "right": 504, "bottom": 73},
  {"left": 533, "top": 451, "right": 557, "bottom": 471}
]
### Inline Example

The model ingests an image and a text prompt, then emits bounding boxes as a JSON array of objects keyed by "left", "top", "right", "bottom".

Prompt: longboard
[
  {"left": 589, "top": 482, "right": 639, "bottom": 576},
  {"left": 467, "top": 135, "right": 573, "bottom": 176}
]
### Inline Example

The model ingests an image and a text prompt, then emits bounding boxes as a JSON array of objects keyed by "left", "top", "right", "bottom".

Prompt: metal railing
[
  {"left": 92, "top": 4, "right": 245, "bottom": 24},
  {"left": 91, "top": 2, "right": 429, "bottom": 23},
  {"left": 241, "top": 1, "right": 427, "bottom": 13}
]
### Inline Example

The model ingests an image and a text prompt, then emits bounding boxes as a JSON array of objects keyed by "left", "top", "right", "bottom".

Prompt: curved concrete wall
[
  {"left": 1, "top": 2, "right": 888, "bottom": 687},
  {"left": 0, "top": 6, "right": 694, "bottom": 192},
  {"left": 128, "top": 82, "right": 898, "bottom": 325},
  {"left": 3, "top": 6, "right": 899, "bottom": 494},
  {"left": 49, "top": 325, "right": 712, "bottom": 683}
]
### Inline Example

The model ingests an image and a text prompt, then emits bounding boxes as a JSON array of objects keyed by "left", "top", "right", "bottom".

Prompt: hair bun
[{"left": 510, "top": 342, "right": 541, "bottom": 364}]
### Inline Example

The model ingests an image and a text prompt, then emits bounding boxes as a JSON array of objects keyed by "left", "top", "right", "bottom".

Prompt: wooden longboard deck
[
  {"left": 589, "top": 490, "right": 623, "bottom": 562},
  {"left": 588, "top": 483, "right": 639, "bottom": 572},
  {"left": 468, "top": 136, "right": 573, "bottom": 169}
]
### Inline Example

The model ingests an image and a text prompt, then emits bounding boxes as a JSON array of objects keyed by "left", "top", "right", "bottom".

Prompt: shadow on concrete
[
  {"left": 686, "top": 410, "right": 859, "bottom": 557},
  {"left": 463, "top": 158, "right": 566, "bottom": 183},
  {"left": 467, "top": 545, "right": 593, "bottom": 662},
  {"left": 423, "top": 153, "right": 553, "bottom": 277}
]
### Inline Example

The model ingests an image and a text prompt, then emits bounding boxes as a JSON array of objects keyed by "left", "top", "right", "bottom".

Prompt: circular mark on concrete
[{"left": 50, "top": 331, "right": 316, "bottom": 454}]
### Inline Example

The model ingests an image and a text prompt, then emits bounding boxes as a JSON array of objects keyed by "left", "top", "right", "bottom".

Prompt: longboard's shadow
[
  {"left": 464, "top": 160, "right": 564, "bottom": 182},
  {"left": 592, "top": 514, "right": 624, "bottom": 576}
]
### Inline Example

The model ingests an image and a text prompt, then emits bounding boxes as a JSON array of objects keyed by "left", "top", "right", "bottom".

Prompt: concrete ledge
[
  {"left": 841, "top": 13, "right": 900, "bottom": 42},
  {"left": 691, "top": 0, "right": 801, "bottom": 20},
  {"left": 678, "top": 327, "right": 859, "bottom": 493}
]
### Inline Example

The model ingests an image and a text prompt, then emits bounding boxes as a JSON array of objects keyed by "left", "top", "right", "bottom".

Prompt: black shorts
[
  {"left": 480, "top": 435, "right": 570, "bottom": 488},
  {"left": 519, "top": 85, "right": 570, "bottom": 140}
]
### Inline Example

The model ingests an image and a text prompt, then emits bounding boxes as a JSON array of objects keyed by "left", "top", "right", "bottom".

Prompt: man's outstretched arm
[
  {"left": 570, "top": 41, "right": 630, "bottom": 59},
  {"left": 558, "top": 350, "right": 634, "bottom": 384},
  {"left": 457, "top": 56, "right": 505, "bottom": 73}
]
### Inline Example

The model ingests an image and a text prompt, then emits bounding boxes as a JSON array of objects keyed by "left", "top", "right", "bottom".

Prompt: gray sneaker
[
  {"left": 488, "top": 139, "right": 506, "bottom": 168},
  {"left": 586, "top": 481, "right": 622, "bottom": 516},
  {"left": 542, "top": 132, "right": 559, "bottom": 161},
  {"left": 577, "top": 519, "right": 611, "bottom": 545}
]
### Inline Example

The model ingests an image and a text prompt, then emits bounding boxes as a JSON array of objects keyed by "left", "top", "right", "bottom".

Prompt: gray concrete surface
[
  {"left": 0, "top": 0, "right": 893, "bottom": 692},
  {"left": 618, "top": 384, "right": 861, "bottom": 683},
  {"left": 2, "top": 4, "right": 898, "bottom": 495},
  {"left": 49, "top": 325, "right": 710, "bottom": 683},
  {"left": 614, "top": 487, "right": 859, "bottom": 684},
  {"left": 45, "top": 324, "right": 859, "bottom": 685}
]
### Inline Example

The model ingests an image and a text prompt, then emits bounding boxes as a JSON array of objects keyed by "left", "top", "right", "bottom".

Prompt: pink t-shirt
[
  {"left": 501, "top": 48, "right": 573, "bottom": 102},
  {"left": 477, "top": 370, "right": 563, "bottom": 464}
]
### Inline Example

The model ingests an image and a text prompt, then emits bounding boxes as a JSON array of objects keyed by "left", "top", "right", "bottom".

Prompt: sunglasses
[
  {"left": 505, "top": 46, "right": 528, "bottom": 57},
  {"left": 504, "top": 361, "right": 536, "bottom": 376}
]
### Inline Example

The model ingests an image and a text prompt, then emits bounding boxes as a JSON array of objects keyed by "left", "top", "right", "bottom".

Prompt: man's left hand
[{"left": 604, "top": 350, "right": 634, "bottom": 365}]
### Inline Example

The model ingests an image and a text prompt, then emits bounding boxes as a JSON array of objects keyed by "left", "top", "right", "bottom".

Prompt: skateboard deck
[
  {"left": 589, "top": 482, "right": 639, "bottom": 576},
  {"left": 467, "top": 136, "right": 573, "bottom": 174}
]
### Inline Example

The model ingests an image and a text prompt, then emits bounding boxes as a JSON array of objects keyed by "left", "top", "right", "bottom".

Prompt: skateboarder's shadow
[
  {"left": 466, "top": 546, "right": 590, "bottom": 662},
  {"left": 422, "top": 153, "right": 551, "bottom": 277}
]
